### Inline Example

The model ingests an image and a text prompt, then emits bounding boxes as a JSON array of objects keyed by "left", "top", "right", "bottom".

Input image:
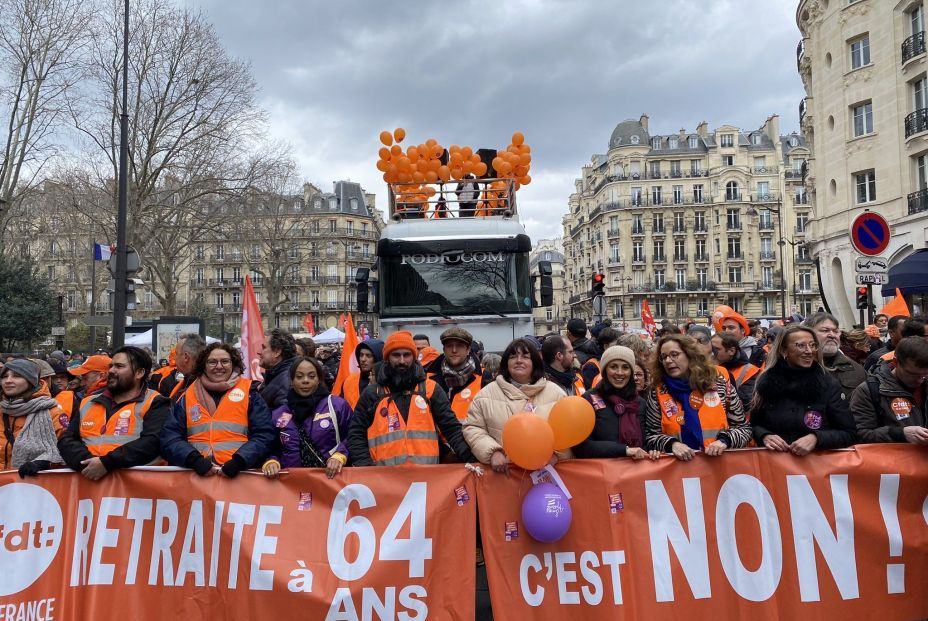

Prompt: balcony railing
[
  {"left": 727, "top": 222, "right": 742, "bottom": 231},
  {"left": 795, "top": 226, "right": 807, "bottom": 235},
  {"left": 759, "top": 251, "right": 776, "bottom": 260},
  {"left": 632, "top": 256, "right": 646, "bottom": 265},
  {"left": 673, "top": 254, "right": 688, "bottom": 262},
  {"left": 905, "top": 108, "right": 928, "bottom": 138},
  {"left": 727, "top": 252, "right": 744, "bottom": 260},
  {"left": 752, "top": 166, "right": 777, "bottom": 174},
  {"left": 908, "top": 188, "right": 928, "bottom": 214},
  {"left": 759, "top": 220, "right": 774, "bottom": 230},
  {"left": 693, "top": 224, "right": 708, "bottom": 234},
  {"left": 799, "top": 98, "right": 807, "bottom": 123},
  {"left": 694, "top": 253, "right": 709, "bottom": 262},
  {"left": 652, "top": 254, "right": 667, "bottom": 263},
  {"left": 607, "top": 229, "right": 621, "bottom": 238},
  {"left": 725, "top": 192, "right": 743, "bottom": 202},
  {"left": 652, "top": 226, "right": 665, "bottom": 235},
  {"left": 794, "top": 195, "right": 809, "bottom": 205},
  {"left": 796, "top": 39, "right": 805, "bottom": 71},
  {"left": 902, "top": 31, "right": 926, "bottom": 64},
  {"left": 631, "top": 227, "right": 645, "bottom": 236},
  {"left": 673, "top": 225, "right": 687, "bottom": 235}
]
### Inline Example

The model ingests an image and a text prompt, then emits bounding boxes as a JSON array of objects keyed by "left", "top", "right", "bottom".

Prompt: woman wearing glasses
[
  {"left": 645, "top": 334, "right": 752, "bottom": 461},
  {"left": 161, "top": 343, "right": 276, "bottom": 477},
  {"left": 749, "top": 324, "right": 856, "bottom": 455}
]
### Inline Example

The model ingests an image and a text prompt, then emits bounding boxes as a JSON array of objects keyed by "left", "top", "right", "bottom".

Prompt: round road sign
[{"left": 850, "top": 212, "right": 890, "bottom": 256}]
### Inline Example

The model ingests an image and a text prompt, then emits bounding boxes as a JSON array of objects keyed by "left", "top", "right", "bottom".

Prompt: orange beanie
[{"left": 383, "top": 331, "right": 418, "bottom": 358}]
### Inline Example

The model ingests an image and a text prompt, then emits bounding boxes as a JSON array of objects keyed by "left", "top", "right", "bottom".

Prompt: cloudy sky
[{"left": 184, "top": 0, "right": 805, "bottom": 242}]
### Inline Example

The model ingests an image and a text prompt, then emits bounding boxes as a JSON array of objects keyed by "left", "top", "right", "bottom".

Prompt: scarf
[
  {"left": 287, "top": 385, "right": 329, "bottom": 425},
  {"left": 664, "top": 376, "right": 704, "bottom": 451},
  {"left": 2, "top": 392, "right": 62, "bottom": 469},
  {"left": 606, "top": 394, "right": 642, "bottom": 448},
  {"left": 194, "top": 373, "right": 242, "bottom": 416},
  {"left": 441, "top": 356, "right": 476, "bottom": 389},
  {"left": 544, "top": 364, "right": 577, "bottom": 392}
]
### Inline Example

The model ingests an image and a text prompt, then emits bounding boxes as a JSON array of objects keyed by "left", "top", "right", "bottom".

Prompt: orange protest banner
[
  {"left": 476, "top": 445, "right": 928, "bottom": 621},
  {"left": 0, "top": 466, "right": 476, "bottom": 620}
]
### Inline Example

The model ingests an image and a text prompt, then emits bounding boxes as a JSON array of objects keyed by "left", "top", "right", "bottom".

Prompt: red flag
[
  {"left": 879, "top": 288, "right": 910, "bottom": 317},
  {"left": 333, "top": 313, "right": 359, "bottom": 396},
  {"left": 241, "top": 276, "right": 266, "bottom": 380},
  {"left": 302, "top": 313, "right": 316, "bottom": 335},
  {"left": 338, "top": 313, "right": 346, "bottom": 329},
  {"left": 641, "top": 299, "right": 657, "bottom": 337}
]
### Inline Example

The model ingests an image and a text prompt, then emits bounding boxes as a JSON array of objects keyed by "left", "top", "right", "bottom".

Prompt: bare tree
[
  {"left": 71, "top": 0, "right": 277, "bottom": 314},
  {"left": 0, "top": 0, "right": 92, "bottom": 245}
]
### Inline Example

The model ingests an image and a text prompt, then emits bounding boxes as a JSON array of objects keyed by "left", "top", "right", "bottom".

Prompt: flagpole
[{"left": 90, "top": 244, "right": 97, "bottom": 350}]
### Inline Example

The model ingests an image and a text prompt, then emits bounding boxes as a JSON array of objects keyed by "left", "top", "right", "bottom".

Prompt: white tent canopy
[
  {"left": 125, "top": 329, "right": 219, "bottom": 348},
  {"left": 312, "top": 327, "right": 345, "bottom": 344}
]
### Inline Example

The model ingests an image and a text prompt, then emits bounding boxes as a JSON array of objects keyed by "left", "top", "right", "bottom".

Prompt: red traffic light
[
  {"left": 856, "top": 286, "right": 868, "bottom": 295},
  {"left": 593, "top": 273, "right": 605, "bottom": 284}
]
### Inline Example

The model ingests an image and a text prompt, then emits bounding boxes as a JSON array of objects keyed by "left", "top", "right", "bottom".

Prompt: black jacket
[
  {"left": 346, "top": 362, "right": 475, "bottom": 466},
  {"left": 259, "top": 356, "right": 297, "bottom": 411},
  {"left": 58, "top": 388, "right": 170, "bottom": 472},
  {"left": 574, "top": 391, "right": 646, "bottom": 458},
  {"left": 850, "top": 364, "right": 927, "bottom": 443},
  {"left": 750, "top": 363, "right": 856, "bottom": 449},
  {"left": 570, "top": 337, "right": 600, "bottom": 366}
]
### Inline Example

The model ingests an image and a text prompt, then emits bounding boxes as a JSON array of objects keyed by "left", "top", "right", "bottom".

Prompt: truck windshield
[{"left": 379, "top": 252, "right": 533, "bottom": 317}]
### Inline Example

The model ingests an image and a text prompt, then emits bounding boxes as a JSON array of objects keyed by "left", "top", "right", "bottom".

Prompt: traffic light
[
  {"left": 856, "top": 286, "right": 869, "bottom": 310},
  {"left": 591, "top": 273, "right": 605, "bottom": 298}
]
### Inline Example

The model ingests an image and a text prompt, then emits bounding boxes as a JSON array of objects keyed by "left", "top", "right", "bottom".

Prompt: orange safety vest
[
  {"left": 447, "top": 375, "right": 483, "bottom": 421},
  {"left": 341, "top": 372, "right": 362, "bottom": 409},
  {"left": 78, "top": 389, "right": 160, "bottom": 457},
  {"left": 581, "top": 359, "right": 602, "bottom": 389},
  {"left": 730, "top": 363, "right": 761, "bottom": 387},
  {"left": 150, "top": 365, "right": 175, "bottom": 390},
  {"left": 656, "top": 382, "right": 730, "bottom": 449},
  {"left": 367, "top": 380, "right": 440, "bottom": 467},
  {"left": 572, "top": 376, "right": 586, "bottom": 396},
  {"left": 881, "top": 351, "right": 895, "bottom": 361},
  {"left": 184, "top": 377, "right": 252, "bottom": 465},
  {"left": 53, "top": 390, "right": 76, "bottom": 429}
]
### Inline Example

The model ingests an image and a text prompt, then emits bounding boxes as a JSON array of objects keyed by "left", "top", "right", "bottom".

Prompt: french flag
[{"left": 93, "top": 243, "right": 113, "bottom": 261}]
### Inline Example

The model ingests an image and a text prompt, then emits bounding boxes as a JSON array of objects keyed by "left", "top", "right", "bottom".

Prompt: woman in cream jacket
[{"left": 463, "top": 338, "right": 567, "bottom": 473}]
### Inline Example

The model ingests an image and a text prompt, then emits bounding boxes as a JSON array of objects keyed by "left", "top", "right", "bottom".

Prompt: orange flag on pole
[
  {"left": 641, "top": 299, "right": 658, "bottom": 337},
  {"left": 302, "top": 313, "right": 316, "bottom": 336},
  {"left": 879, "top": 288, "right": 911, "bottom": 317},
  {"left": 241, "top": 275, "right": 266, "bottom": 380},
  {"left": 333, "top": 313, "right": 360, "bottom": 396}
]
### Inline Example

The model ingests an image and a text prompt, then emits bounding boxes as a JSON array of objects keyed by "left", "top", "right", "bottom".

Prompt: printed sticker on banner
[
  {"left": 804, "top": 409, "right": 823, "bottom": 430},
  {"left": 608, "top": 492, "right": 624, "bottom": 513},
  {"left": 319, "top": 418, "right": 331, "bottom": 429},
  {"left": 689, "top": 393, "right": 704, "bottom": 409},
  {"left": 460, "top": 388, "right": 472, "bottom": 400},
  {"left": 297, "top": 492, "right": 312, "bottom": 511},
  {"left": 388, "top": 412, "right": 401, "bottom": 432},
  {"left": 276, "top": 412, "right": 292, "bottom": 428},
  {"left": 891, "top": 398, "right": 912, "bottom": 419},
  {"left": 703, "top": 391, "right": 721, "bottom": 408},
  {"left": 454, "top": 485, "right": 470, "bottom": 506},
  {"left": 504, "top": 521, "right": 519, "bottom": 541},
  {"left": 190, "top": 404, "right": 201, "bottom": 423},
  {"left": 228, "top": 388, "right": 246, "bottom": 403},
  {"left": 415, "top": 395, "right": 427, "bottom": 410}
]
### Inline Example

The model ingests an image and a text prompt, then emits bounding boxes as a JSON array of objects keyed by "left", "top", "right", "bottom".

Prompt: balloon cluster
[
  {"left": 500, "top": 396, "right": 594, "bottom": 543},
  {"left": 375, "top": 129, "right": 533, "bottom": 210}
]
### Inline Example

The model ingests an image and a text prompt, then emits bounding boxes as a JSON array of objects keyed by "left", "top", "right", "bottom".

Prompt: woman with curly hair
[
  {"left": 160, "top": 343, "right": 275, "bottom": 478},
  {"left": 645, "top": 334, "right": 752, "bottom": 461},
  {"left": 750, "top": 324, "right": 856, "bottom": 456}
]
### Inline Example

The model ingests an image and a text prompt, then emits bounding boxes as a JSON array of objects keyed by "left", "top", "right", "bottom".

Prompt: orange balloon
[
  {"left": 512, "top": 131, "right": 525, "bottom": 146},
  {"left": 438, "top": 165, "right": 451, "bottom": 182},
  {"left": 519, "top": 144, "right": 531, "bottom": 154},
  {"left": 474, "top": 162, "right": 488, "bottom": 176},
  {"left": 548, "top": 397, "right": 595, "bottom": 450},
  {"left": 413, "top": 171, "right": 425, "bottom": 183},
  {"left": 471, "top": 153, "right": 481, "bottom": 164},
  {"left": 398, "top": 171, "right": 412, "bottom": 183},
  {"left": 450, "top": 152, "right": 463, "bottom": 165},
  {"left": 462, "top": 146, "right": 473, "bottom": 159},
  {"left": 380, "top": 131, "right": 393, "bottom": 146},
  {"left": 407, "top": 146, "right": 419, "bottom": 160},
  {"left": 376, "top": 159, "right": 389, "bottom": 172},
  {"left": 425, "top": 170, "right": 438, "bottom": 183},
  {"left": 426, "top": 138, "right": 437, "bottom": 147},
  {"left": 378, "top": 147, "right": 390, "bottom": 160},
  {"left": 503, "top": 406, "right": 556, "bottom": 470},
  {"left": 432, "top": 144, "right": 443, "bottom": 158},
  {"left": 428, "top": 158, "right": 441, "bottom": 172},
  {"left": 519, "top": 153, "right": 531, "bottom": 166},
  {"left": 521, "top": 175, "right": 531, "bottom": 185},
  {"left": 492, "top": 157, "right": 503, "bottom": 173},
  {"left": 514, "top": 165, "right": 528, "bottom": 177},
  {"left": 462, "top": 160, "right": 474, "bottom": 175},
  {"left": 450, "top": 165, "right": 464, "bottom": 179},
  {"left": 497, "top": 161, "right": 512, "bottom": 175},
  {"left": 394, "top": 128, "right": 406, "bottom": 142},
  {"left": 390, "top": 145, "right": 402, "bottom": 156}
]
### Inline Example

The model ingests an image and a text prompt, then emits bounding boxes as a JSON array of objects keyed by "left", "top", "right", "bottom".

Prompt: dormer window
[{"left": 651, "top": 137, "right": 661, "bottom": 149}]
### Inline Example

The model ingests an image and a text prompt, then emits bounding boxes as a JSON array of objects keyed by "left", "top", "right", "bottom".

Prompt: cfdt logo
[{"left": 0, "top": 483, "right": 62, "bottom": 596}]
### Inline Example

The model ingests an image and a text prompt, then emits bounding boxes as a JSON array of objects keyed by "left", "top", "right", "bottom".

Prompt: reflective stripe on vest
[
  {"left": 656, "top": 384, "right": 729, "bottom": 449},
  {"left": 448, "top": 375, "right": 483, "bottom": 421},
  {"left": 184, "top": 377, "right": 252, "bottom": 465},
  {"left": 368, "top": 380, "right": 440, "bottom": 466},
  {"left": 78, "top": 389, "right": 159, "bottom": 456},
  {"left": 572, "top": 376, "right": 586, "bottom": 396},
  {"left": 732, "top": 364, "right": 760, "bottom": 387}
]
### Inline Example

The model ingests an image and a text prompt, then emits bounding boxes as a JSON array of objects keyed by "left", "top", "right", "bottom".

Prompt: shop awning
[{"left": 881, "top": 249, "right": 928, "bottom": 296}]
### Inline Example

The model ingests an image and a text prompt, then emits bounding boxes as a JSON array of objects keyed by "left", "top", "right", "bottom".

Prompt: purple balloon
[{"left": 521, "top": 482, "right": 573, "bottom": 543}]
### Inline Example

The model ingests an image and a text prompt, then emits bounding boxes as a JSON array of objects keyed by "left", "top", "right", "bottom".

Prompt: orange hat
[
  {"left": 383, "top": 331, "right": 418, "bottom": 359},
  {"left": 69, "top": 354, "right": 112, "bottom": 376},
  {"left": 418, "top": 346, "right": 440, "bottom": 367},
  {"left": 864, "top": 324, "right": 880, "bottom": 339},
  {"left": 720, "top": 312, "right": 750, "bottom": 334}
]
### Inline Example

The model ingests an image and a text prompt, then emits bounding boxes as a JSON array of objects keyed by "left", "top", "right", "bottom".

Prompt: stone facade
[
  {"left": 561, "top": 114, "right": 819, "bottom": 327},
  {"left": 529, "top": 238, "right": 567, "bottom": 335}
]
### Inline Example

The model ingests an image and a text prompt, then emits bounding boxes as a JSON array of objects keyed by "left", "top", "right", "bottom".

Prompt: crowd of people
[{"left": 1, "top": 309, "right": 926, "bottom": 489}]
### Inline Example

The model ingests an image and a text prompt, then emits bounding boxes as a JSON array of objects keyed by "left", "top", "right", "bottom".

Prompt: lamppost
[{"left": 112, "top": 0, "right": 130, "bottom": 347}]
